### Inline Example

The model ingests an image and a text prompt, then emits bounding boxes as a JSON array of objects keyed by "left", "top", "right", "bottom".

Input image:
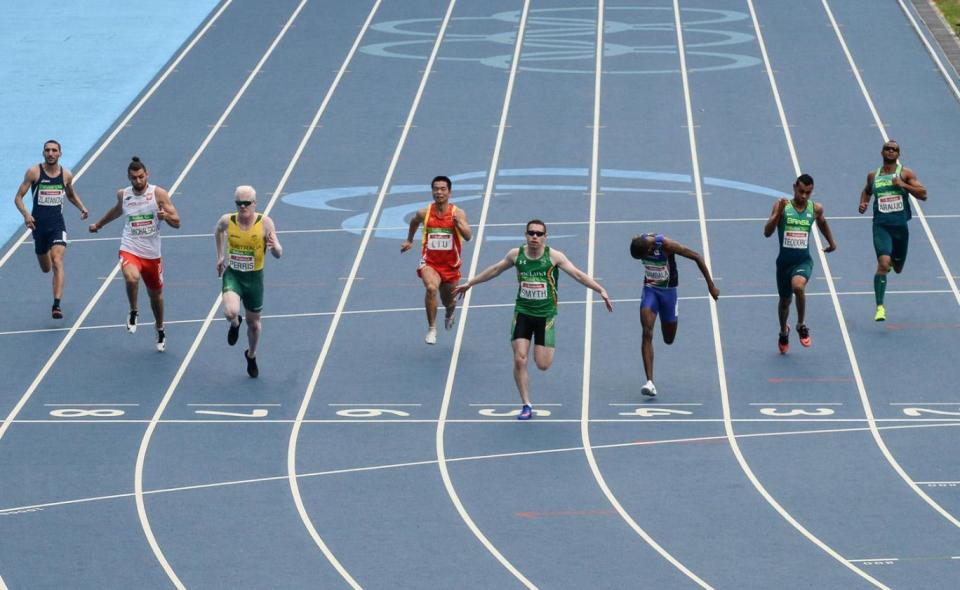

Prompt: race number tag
[
  {"left": 643, "top": 262, "right": 669, "bottom": 284},
  {"left": 782, "top": 230, "right": 809, "bottom": 249},
  {"left": 877, "top": 194, "right": 904, "bottom": 214},
  {"left": 128, "top": 213, "right": 156, "bottom": 236},
  {"left": 37, "top": 189, "right": 64, "bottom": 206},
  {"left": 228, "top": 248, "right": 255, "bottom": 271},
  {"left": 427, "top": 232, "right": 453, "bottom": 251},
  {"left": 520, "top": 281, "right": 547, "bottom": 300}
]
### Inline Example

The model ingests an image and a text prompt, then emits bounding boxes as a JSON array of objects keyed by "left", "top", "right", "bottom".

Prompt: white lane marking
[
  {"left": 4, "top": 421, "right": 958, "bottom": 517},
  {"left": 0, "top": 1, "right": 237, "bottom": 271},
  {"left": 3, "top": 287, "right": 956, "bottom": 337},
  {"left": 0, "top": 20, "right": 292, "bottom": 590},
  {"left": 821, "top": 0, "right": 960, "bottom": 309},
  {"left": 7, "top": 417, "right": 960, "bottom": 425},
  {"left": 135, "top": 2, "right": 389, "bottom": 588},
  {"left": 272, "top": 1, "right": 464, "bottom": 587},
  {"left": 580, "top": 3, "right": 710, "bottom": 587},
  {"left": 701, "top": 2, "right": 888, "bottom": 587},
  {"left": 187, "top": 404, "right": 281, "bottom": 407},
  {"left": 426, "top": 1, "right": 536, "bottom": 587},
  {"left": 131, "top": 2, "right": 347, "bottom": 588},
  {"left": 895, "top": 0, "right": 960, "bottom": 102},
  {"left": 818, "top": 0, "right": 960, "bottom": 530}
]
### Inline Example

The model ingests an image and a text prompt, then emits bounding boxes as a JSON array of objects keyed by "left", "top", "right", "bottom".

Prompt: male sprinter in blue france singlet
[{"left": 13, "top": 140, "right": 89, "bottom": 319}]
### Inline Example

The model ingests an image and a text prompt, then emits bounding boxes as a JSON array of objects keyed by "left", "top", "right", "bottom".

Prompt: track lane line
[
  {"left": 6, "top": 421, "right": 958, "bottom": 517},
  {"left": 682, "top": 1, "right": 888, "bottom": 586},
  {"left": 814, "top": 0, "right": 960, "bottom": 531},
  {"left": 0, "top": 0, "right": 237, "bottom": 270},
  {"left": 433, "top": 1, "right": 538, "bottom": 587},
  {"left": 284, "top": 2, "right": 458, "bottom": 588},
  {"left": 578, "top": 2, "right": 711, "bottom": 587},
  {"left": 895, "top": 0, "right": 960, "bottom": 102},
  {"left": 131, "top": 2, "right": 386, "bottom": 588}
]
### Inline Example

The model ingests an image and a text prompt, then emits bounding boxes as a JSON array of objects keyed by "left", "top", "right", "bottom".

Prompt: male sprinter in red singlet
[
  {"left": 89, "top": 157, "right": 180, "bottom": 351},
  {"left": 401, "top": 175, "right": 472, "bottom": 345},
  {"left": 13, "top": 140, "right": 89, "bottom": 319}
]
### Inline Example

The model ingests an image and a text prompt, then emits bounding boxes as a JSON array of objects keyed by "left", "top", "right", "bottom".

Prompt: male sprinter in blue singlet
[
  {"left": 630, "top": 234, "right": 719, "bottom": 397},
  {"left": 858, "top": 140, "right": 927, "bottom": 321},
  {"left": 13, "top": 140, "right": 89, "bottom": 319}
]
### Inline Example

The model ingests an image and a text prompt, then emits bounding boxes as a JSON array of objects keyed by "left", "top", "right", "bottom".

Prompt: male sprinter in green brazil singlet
[{"left": 858, "top": 140, "right": 927, "bottom": 322}]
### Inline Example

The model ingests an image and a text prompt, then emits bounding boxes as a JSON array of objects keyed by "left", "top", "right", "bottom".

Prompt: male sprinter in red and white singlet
[{"left": 400, "top": 175, "right": 472, "bottom": 345}]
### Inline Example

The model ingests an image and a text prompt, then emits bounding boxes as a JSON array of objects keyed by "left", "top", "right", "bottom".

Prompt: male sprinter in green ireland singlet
[
  {"left": 453, "top": 220, "right": 613, "bottom": 420},
  {"left": 764, "top": 174, "right": 837, "bottom": 354},
  {"left": 858, "top": 140, "right": 927, "bottom": 321}
]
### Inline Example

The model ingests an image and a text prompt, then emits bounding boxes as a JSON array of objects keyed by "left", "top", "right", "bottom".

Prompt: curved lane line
[
  {"left": 434, "top": 1, "right": 538, "bottom": 588},
  {"left": 684, "top": 1, "right": 888, "bottom": 586},
  {"left": 0, "top": 0, "right": 236, "bottom": 270},
  {"left": 579, "top": 2, "right": 712, "bottom": 587},
  {"left": 131, "top": 1, "right": 321, "bottom": 587},
  {"left": 133, "top": 2, "right": 386, "bottom": 588},
  {"left": 284, "top": 2, "right": 459, "bottom": 588},
  {"left": 816, "top": 0, "right": 960, "bottom": 529}
]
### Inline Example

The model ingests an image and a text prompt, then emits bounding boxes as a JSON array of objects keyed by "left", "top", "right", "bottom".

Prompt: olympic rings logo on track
[
  {"left": 280, "top": 167, "right": 783, "bottom": 240},
  {"left": 359, "top": 7, "right": 761, "bottom": 75}
]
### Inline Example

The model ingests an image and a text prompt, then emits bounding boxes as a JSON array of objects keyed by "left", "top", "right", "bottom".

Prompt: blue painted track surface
[{"left": 1, "top": 1, "right": 960, "bottom": 588}]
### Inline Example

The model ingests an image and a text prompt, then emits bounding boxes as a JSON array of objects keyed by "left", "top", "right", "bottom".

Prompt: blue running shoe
[{"left": 517, "top": 405, "right": 533, "bottom": 420}]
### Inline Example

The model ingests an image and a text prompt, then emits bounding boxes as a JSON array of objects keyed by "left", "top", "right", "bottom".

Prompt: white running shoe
[
  {"left": 156, "top": 328, "right": 166, "bottom": 352},
  {"left": 641, "top": 380, "right": 657, "bottom": 397},
  {"left": 425, "top": 327, "right": 438, "bottom": 345},
  {"left": 444, "top": 311, "right": 456, "bottom": 330},
  {"left": 126, "top": 310, "right": 138, "bottom": 334}
]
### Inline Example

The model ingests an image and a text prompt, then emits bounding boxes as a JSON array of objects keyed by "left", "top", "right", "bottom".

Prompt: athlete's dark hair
[
  {"left": 43, "top": 139, "right": 61, "bottom": 151},
  {"left": 432, "top": 175, "right": 452, "bottom": 190},
  {"left": 630, "top": 235, "right": 648, "bottom": 259},
  {"left": 526, "top": 219, "right": 547, "bottom": 233},
  {"left": 795, "top": 173, "right": 814, "bottom": 186},
  {"left": 128, "top": 156, "right": 147, "bottom": 173}
]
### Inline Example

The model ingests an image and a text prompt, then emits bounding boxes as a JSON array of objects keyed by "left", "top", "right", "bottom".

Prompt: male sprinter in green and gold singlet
[
  {"left": 764, "top": 174, "right": 836, "bottom": 354},
  {"left": 453, "top": 220, "right": 613, "bottom": 420},
  {"left": 858, "top": 140, "right": 927, "bottom": 321},
  {"left": 215, "top": 186, "right": 282, "bottom": 377}
]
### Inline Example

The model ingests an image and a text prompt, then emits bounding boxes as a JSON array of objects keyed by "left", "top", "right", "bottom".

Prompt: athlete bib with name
[
  {"left": 420, "top": 203, "right": 462, "bottom": 269},
  {"left": 777, "top": 200, "right": 814, "bottom": 264},
  {"left": 872, "top": 164, "right": 911, "bottom": 225},
  {"left": 31, "top": 164, "right": 66, "bottom": 224},
  {"left": 515, "top": 245, "right": 558, "bottom": 318},
  {"left": 639, "top": 234, "right": 678, "bottom": 289},
  {"left": 120, "top": 184, "right": 161, "bottom": 259},
  {"left": 226, "top": 214, "right": 265, "bottom": 272}
]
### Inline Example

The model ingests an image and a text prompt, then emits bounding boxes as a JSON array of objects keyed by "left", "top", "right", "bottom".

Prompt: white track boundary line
[
  {"left": 133, "top": 2, "right": 385, "bottom": 588},
  {"left": 433, "top": 1, "right": 537, "bottom": 587},
  {"left": 0, "top": 0, "right": 236, "bottom": 270},
  {"left": 5, "top": 421, "right": 958, "bottom": 518},
  {"left": 129, "top": 2, "right": 327, "bottom": 588},
  {"left": 818, "top": 0, "right": 960, "bottom": 530},
  {"left": 579, "top": 3, "right": 710, "bottom": 587},
  {"left": 285, "top": 3, "right": 455, "bottom": 589},
  {"left": 896, "top": 0, "right": 960, "bottom": 102},
  {"left": 684, "top": 2, "right": 887, "bottom": 587}
]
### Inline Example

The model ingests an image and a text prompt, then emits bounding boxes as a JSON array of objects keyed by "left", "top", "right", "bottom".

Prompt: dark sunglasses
[
  {"left": 526, "top": 230, "right": 545, "bottom": 237},
  {"left": 235, "top": 200, "right": 253, "bottom": 207},
  {"left": 883, "top": 146, "right": 899, "bottom": 152}
]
